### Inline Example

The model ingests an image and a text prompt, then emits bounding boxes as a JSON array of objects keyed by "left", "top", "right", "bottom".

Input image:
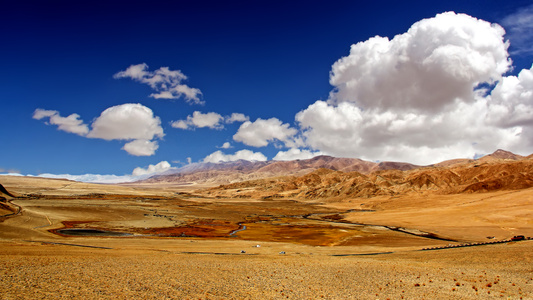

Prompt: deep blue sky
[{"left": 1, "top": 0, "right": 533, "bottom": 178}]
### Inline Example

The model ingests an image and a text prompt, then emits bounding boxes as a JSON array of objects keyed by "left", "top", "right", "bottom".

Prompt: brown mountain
[
  {"left": 143, "top": 155, "right": 419, "bottom": 185},
  {"left": 200, "top": 150, "right": 533, "bottom": 199},
  {"left": 478, "top": 149, "right": 524, "bottom": 162}
]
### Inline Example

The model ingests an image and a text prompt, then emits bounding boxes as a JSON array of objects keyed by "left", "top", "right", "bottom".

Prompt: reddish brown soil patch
[
  {"left": 140, "top": 219, "right": 240, "bottom": 238},
  {"left": 49, "top": 221, "right": 99, "bottom": 236}
]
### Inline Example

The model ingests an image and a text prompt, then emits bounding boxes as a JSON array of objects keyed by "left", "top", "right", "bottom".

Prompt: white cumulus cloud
[
  {"left": 273, "top": 148, "right": 323, "bottom": 161},
  {"left": 114, "top": 63, "right": 203, "bottom": 104},
  {"left": 132, "top": 161, "right": 173, "bottom": 176},
  {"left": 34, "top": 103, "right": 164, "bottom": 156},
  {"left": 171, "top": 111, "right": 224, "bottom": 130},
  {"left": 233, "top": 117, "right": 298, "bottom": 147},
  {"left": 295, "top": 12, "right": 533, "bottom": 165},
  {"left": 88, "top": 103, "right": 164, "bottom": 141},
  {"left": 329, "top": 12, "right": 510, "bottom": 113},
  {"left": 202, "top": 149, "right": 267, "bottom": 163}
]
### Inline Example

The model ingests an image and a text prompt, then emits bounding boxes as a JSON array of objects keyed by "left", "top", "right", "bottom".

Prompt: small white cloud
[
  {"left": 273, "top": 148, "right": 323, "bottom": 161},
  {"left": 233, "top": 117, "right": 298, "bottom": 147},
  {"left": 226, "top": 113, "right": 249, "bottom": 123},
  {"left": 220, "top": 142, "right": 232, "bottom": 149},
  {"left": 190, "top": 111, "right": 224, "bottom": 129},
  {"left": 33, "top": 109, "right": 89, "bottom": 136},
  {"left": 132, "top": 161, "right": 172, "bottom": 176},
  {"left": 170, "top": 120, "right": 189, "bottom": 129},
  {"left": 114, "top": 63, "right": 203, "bottom": 104},
  {"left": 172, "top": 111, "right": 249, "bottom": 130},
  {"left": 122, "top": 139, "right": 159, "bottom": 156},
  {"left": 171, "top": 111, "right": 223, "bottom": 130},
  {"left": 202, "top": 149, "right": 267, "bottom": 163}
]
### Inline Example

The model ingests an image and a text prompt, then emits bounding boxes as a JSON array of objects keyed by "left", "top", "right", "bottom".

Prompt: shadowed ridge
[{"left": 0, "top": 183, "right": 16, "bottom": 198}]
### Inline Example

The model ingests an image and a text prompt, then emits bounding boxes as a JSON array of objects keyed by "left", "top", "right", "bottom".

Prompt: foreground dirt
[{"left": 1, "top": 240, "right": 532, "bottom": 299}]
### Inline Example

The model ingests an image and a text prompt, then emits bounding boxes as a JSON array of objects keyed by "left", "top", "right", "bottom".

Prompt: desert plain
[{"left": 1, "top": 154, "right": 533, "bottom": 299}]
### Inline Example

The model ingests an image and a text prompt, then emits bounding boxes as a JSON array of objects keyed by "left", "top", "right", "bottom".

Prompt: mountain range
[
  {"left": 139, "top": 149, "right": 533, "bottom": 200},
  {"left": 144, "top": 149, "right": 525, "bottom": 185},
  {"left": 145, "top": 154, "right": 421, "bottom": 185}
]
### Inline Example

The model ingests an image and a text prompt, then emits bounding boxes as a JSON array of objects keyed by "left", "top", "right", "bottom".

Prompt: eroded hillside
[{"left": 200, "top": 151, "right": 533, "bottom": 200}]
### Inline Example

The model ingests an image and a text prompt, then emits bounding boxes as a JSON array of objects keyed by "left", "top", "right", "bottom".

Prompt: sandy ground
[
  {"left": 325, "top": 189, "right": 533, "bottom": 242},
  {"left": 1, "top": 175, "right": 533, "bottom": 299},
  {"left": 1, "top": 240, "right": 532, "bottom": 299}
]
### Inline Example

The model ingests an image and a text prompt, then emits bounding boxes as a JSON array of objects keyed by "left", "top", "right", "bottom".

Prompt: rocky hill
[{"left": 199, "top": 150, "right": 533, "bottom": 199}]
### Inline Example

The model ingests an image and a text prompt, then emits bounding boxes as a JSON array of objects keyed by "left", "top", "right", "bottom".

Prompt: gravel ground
[{"left": 1, "top": 241, "right": 532, "bottom": 299}]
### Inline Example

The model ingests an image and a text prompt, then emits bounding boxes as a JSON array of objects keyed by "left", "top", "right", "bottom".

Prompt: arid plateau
[{"left": 1, "top": 150, "right": 533, "bottom": 299}]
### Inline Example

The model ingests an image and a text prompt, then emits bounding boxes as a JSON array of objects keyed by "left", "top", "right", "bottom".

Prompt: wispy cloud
[
  {"left": 0, "top": 168, "right": 20, "bottom": 174},
  {"left": 501, "top": 5, "right": 533, "bottom": 56},
  {"left": 114, "top": 63, "right": 203, "bottom": 104},
  {"left": 33, "top": 109, "right": 89, "bottom": 136},
  {"left": 171, "top": 111, "right": 249, "bottom": 130}
]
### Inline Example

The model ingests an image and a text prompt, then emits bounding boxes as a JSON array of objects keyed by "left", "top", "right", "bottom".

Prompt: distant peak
[
  {"left": 492, "top": 149, "right": 511, "bottom": 154},
  {"left": 489, "top": 149, "right": 522, "bottom": 160}
]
